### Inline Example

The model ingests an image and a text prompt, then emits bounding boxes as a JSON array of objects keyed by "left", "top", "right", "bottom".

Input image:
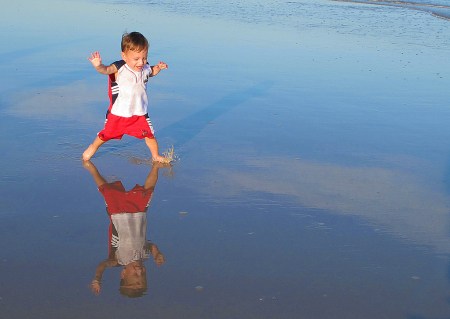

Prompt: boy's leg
[
  {"left": 83, "top": 160, "right": 108, "bottom": 187},
  {"left": 83, "top": 136, "right": 106, "bottom": 161},
  {"left": 145, "top": 137, "right": 169, "bottom": 162}
]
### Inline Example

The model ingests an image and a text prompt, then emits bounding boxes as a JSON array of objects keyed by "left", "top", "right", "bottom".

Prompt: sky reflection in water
[{"left": 1, "top": 0, "right": 450, "bottom": 317}]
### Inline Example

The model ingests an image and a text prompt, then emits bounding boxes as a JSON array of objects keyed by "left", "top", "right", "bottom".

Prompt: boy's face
[
  {"left": 121, "top": 49, "right": 148, "bottom": 72},
  {"left": 121, "top": 262, "right": 147, "bottom": 289}
]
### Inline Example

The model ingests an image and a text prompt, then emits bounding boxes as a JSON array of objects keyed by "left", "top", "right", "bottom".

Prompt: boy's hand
[
  {"left": 89, "top": 280, "right": 101, "bottom": 295},
  {"left": 150, "top": 61, "right": 168, "bottom": 77},
  {"left": 87, "top": 52, "right": 117, "bottom": 75},
  {"left": 156, "top": 61, "right": 168, "bottom": 70},
  {"left": 155, "top": 253, "right": 165, "bottom": 267},
  {"left": 87, "top": 51, "right": 103, "bottom": 68}
]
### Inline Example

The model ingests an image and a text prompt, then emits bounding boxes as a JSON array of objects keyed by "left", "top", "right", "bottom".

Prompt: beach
[{"left": 1, "top": 0, "right": 450, "bottom": 317}]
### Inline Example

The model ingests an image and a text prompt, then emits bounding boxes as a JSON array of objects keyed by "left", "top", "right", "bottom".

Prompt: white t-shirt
[
  {"left": 111, "top": 212, "right": 150, "bottom": 265},
  {"left": 110, "top": 61, "right": 152, "bottom": 117}
]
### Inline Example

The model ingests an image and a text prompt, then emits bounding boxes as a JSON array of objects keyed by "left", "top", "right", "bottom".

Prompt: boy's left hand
[
  {"left": 156, "top": 61, "right": 168, "bottom": 70},
  {"left": 155, "top": 253, "right": 165, "bottom": 267}
]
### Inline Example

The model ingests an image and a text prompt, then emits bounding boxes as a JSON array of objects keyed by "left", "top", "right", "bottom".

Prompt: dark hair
[
  {"left": 119, "top": 286, "right": 148, "bottom": 298},
  {"left": 119, "top": 279, "right": 148, "bottom": 298},
  {"left": 121, "top": 32, "right": 149, "bottom": 53}
]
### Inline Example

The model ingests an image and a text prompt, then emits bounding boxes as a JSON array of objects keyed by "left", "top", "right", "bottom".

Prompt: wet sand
[{"left": 1, "top": 0, "right": 450, "bottom": 318}]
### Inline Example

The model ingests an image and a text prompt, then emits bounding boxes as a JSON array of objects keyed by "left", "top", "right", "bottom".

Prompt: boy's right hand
[
  {"left": 87, "top": 51, "right": 102, "bottom": 68},
  {"left": 89, "top": 280, "right": 101, "bottom": 295}
]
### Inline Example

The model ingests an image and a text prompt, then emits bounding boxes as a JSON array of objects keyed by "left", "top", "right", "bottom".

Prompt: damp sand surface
[{"left": 1, "top": 0, "right": 450, "bottom": 318}]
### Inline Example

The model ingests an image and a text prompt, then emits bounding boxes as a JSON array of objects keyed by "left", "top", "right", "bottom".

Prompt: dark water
[
  {"left": 332, "top": 0, "right": 450, "bottom": 20},
  {"left": 1, "top": 0, "right": 450, "bottom": 318},
  {"left": 105, "top": 0, "right": 450, "bottom": 20}
]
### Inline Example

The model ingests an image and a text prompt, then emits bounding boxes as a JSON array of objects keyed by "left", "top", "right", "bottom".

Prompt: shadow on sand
[{"left": 93, "top": 80, "right": 274, "bottom": 158}]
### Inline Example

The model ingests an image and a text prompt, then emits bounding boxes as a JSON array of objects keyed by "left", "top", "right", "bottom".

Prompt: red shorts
[
  {"left": 98, "top": 181, "right": 154, "bottom": 215},
  {"left": 98, "top": 113, "right": 155, "bottom": 141}
]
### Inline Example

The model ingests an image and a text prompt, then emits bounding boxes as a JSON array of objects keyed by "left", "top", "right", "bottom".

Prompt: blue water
[
  {"left": 1, "top": 0, "right": 450, "bottom": 318},
  {"left": 335, "top": 0, "right": 450, "bottom": 20},
  {"left": 103, "top": 0, "right": 450, "bottom": 22}
]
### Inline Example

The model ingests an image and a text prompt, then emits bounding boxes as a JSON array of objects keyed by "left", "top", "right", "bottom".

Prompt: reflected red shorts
[{"left": 98, "top": 113, "right": 155, "bottom": 141}]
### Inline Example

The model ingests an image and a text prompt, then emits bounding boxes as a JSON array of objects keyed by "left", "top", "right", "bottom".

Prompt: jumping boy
[
  {"left": 83, "top": 160, "right": 166, "bottom": 297},
  {"left": 83, "top": 32, "right": 169, "bottom": 162}
]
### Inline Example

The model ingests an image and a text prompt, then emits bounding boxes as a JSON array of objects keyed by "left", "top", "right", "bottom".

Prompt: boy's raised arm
[
  {"left": 150, "top": 61, "right": 168, "bottom": 77},
  {"left": 87, "top": 51, "right": 117, "bottom": 75},
  {"left": 89, "top": 259, "right": 117, "bottom": 295}
]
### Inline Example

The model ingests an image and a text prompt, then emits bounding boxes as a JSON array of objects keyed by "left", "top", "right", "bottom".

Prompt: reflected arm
[
  {"left": 90, "top": 259, "right": 117, "bottom": 295},
  {"left": 94, "top": 259, "right": 118, "bottom": 281},
  {"left": 146, "top": 242, "right": 165, "bottom": 266}
]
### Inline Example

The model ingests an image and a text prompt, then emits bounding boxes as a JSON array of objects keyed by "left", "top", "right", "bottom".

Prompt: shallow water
[{"left": 1, "top": 0, "right": 450, "bottom": 318}]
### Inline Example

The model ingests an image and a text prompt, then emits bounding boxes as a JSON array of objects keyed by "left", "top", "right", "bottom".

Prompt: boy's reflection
[{"left": 83, "top": 160, "right": 166, "bottom": 298}]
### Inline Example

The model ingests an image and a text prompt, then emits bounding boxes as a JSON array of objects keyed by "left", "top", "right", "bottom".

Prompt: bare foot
[
  {"left": 152, "top": 161, "right": 170, "bottom": 169},
  {"left": 83, "top": 144, "right": 97, "bottom": 161},
  {"left": 152, "top": 154, "right": 170, "bottom": 163},
  {"left": 83, "top": 160, "right": 95, "bottom": 172}
]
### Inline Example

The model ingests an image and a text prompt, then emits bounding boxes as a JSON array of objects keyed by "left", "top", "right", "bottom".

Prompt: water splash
[
  {"left": 114, "top": 145, "right": 179, "bottom": 166},
  {"left": 162, "top": 145, "right": 179, "bottom": 163}
]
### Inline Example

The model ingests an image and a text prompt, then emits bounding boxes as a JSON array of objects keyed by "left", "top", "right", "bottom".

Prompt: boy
[
  {"left": 83, "top": 160, "right": 166, "bottom": 297},
  {"left": 83, "top": 32, "right": 169, "bottom": 162}
]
